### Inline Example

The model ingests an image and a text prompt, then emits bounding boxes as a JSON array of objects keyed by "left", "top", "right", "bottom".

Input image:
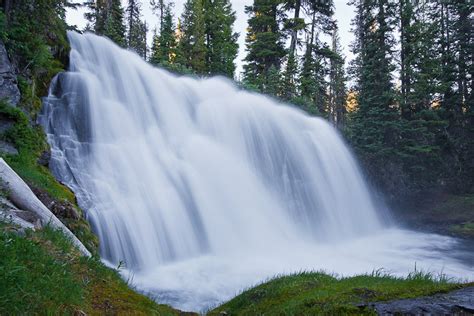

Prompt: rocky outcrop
[
  {"left": 369, "top": 286, "right": 474, "bottom": 315},
  {"left": 0, "top": 40, "right": 20, "bottom": 106}
]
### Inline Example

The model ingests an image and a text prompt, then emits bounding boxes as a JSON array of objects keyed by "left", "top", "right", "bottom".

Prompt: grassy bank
[
  {"left": 0, "top": 223, "right": 181, "bottom": 315},
  {"left": 395, "top": 193, "right": 474, "bottom": 239},
  {"left": 210, "top": 271, "right": 470, "bottom": 315}
]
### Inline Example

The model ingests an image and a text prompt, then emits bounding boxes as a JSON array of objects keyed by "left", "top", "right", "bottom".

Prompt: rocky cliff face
[{"left": 0, "top": 40, "right": 20, "bottom": 106}]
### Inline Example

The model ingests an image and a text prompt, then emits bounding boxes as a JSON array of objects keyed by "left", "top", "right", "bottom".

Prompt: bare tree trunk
[
  {"left": 0, "top": 158, "right": 91, "bottom": 257},
  {"left": 289, "top": 0, "right": 301, "bottom": 55}
]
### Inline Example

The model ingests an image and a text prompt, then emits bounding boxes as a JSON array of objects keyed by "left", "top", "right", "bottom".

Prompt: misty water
[{"left": 40, "top": 33, "right": 473, "bottom": 312}]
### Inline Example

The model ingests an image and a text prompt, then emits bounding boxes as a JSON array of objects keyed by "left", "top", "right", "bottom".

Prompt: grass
[
  {"left": 425, "top": 194, "right": 474, "bottom": 238},
  {"left": 210, "top": 271, "right": 470, "bottom": 315},
  {"left": 0, "top": 101, "right": 74, "bottom": 202},
  {"left": 451, "top": 222, "right": 474, "bottom": 238},
  {"left": 0, "top": 101, "right": 99, "bottom": 252},
  {"left": 396, "top": 193, "right": 474, "bottom": 239},
  {"left": 0, "top": 223, "right": 181, "bottom": 315}
]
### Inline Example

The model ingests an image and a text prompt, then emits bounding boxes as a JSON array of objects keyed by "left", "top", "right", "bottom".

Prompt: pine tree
[
  {"left": 178, "top": 0, "right": 207, "bottom": 73},
  {"left": 328, "top": 28, "right": 346, "bottom": 129},
  {"left": 266, "top": 65, "right": 281, "bottom": 96},
  {"left": 159, "top": 5, "right": 177, "bottom": 64},
  {"left": 346, "top": 0, "right": 401, "bottom": 188},
  {"left": 204, "top": 0, "right": 239, "bottom": 78},
  {"left": 243, "top": 0, "right": 286, "bottom": 90},
  {"left": 280, "top": 53, "right": 298, "bottom": 101},
  {"left": 104, "top": 0, "right": 126, "bottom": 46},
  {"left": 84, "top": 0, "right": 108, "bottom": 34},
  {"left": 149, "top": 28, "right": 161, "bottom": 65},
  {"left": 126, "top": 0, "right": 147, "bottom": 58}
]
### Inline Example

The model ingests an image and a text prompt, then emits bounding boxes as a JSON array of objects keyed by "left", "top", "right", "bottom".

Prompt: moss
[
  {"left": 395, "top": 193, "right": 474, "bottom": 239},
  {"left": 450, "top": 222, "right": 474, "bottom": 238},
  {"left": 0, "top": 101, "right": 99, "bottom": 254},
  {"left": 210, "top": 271, "right": 470, "bottom": 315},
  {"left": 0, "top": 224, "right": 182, "bottom": 315}
]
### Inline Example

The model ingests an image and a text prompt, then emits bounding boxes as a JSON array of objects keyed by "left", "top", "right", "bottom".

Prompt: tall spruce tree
[
  {"left": 126, "top": 0, "right": 147, "bottom": 58},
  {"left": 104, "top": 0, "right": 126, "bottom": 46},
  {"left": 159, "top": 5, "right": 177, "bottom": 64},
  {"left": 178, "top": 0, "right": 207, "bottom": 73},
  {"left": 84, "top": 0, "right": 108, "bottom": 34},
  {"left": 298, "top": 0, "right": 334, "bottom": 116},
  {"left": 204, "top": 0, "right": 239, "bottom": 78},
  {"left": 150, "top": 28, "right": 161, "bottom": 64},
  {"left": 243, "top": 0, "right": 286, "bottom": 91},
  {"left": 328, "top": 28, "right": 346, "bottom": 129},
  {"left": 346, "top": 0, "right": 403, "bottom": 194},
  {"left": 280, "top": 53, "right": 298, "bottom": 101}
]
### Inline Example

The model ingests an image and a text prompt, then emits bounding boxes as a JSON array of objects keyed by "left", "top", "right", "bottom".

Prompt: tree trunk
[{"left": 0, "top": 158, "right": 91, "bottom": 257}]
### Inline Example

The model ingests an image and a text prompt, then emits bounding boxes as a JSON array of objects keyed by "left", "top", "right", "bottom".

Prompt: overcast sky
[{"left": 67, "top": 0, "right": 355, "bottom": 76}]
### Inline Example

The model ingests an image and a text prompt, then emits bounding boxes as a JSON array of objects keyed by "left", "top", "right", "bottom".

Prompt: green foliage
[
  {"left": 178, "top": 0, "right": 207, "bottom": 73},
  {"left": 85, "top": 0, "right": 127, "bottom": 47},
  {"left": 243, "top": 0, "right": 286, "bottom": 90},
  {"left": 0, "top": 225, "right": 180, "bottom": 315},
  {"left": 0, "top": 101, "right": 70, "bottom": 201},
  {"left": 150, "top": 4, "right": 177, "bottom": 67},
  {"left": 346, "top": 0, "right": 473, "bottom": 200},
  {"left": 126, "top": 0, "right": 148, "bottom": 58},
  {"left": 2, "top": 0, "right": 69, "bottom": 80},
  {"left": 280, "top": 53, "right": 298, "bottom": 101},
  {"left": 105, "top": 0, "right": 127, "bottom": 47},
  {"left": 211, "top": 271, "right": 468, "bottom": 315},
  {"left": 0, "top": 101, "right": 99, "bottom": 252},
  {"left": 204, "top": 0, "right": 239, "bottom": 78},
  {"left": 0, "top": 225, "right": 84, "bottom": 314}
]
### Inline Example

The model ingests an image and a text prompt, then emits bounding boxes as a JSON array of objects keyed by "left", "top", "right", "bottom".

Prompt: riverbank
[
  {"left": 0, "top": 223, "right": 184, "bottom": 315},
  {"left": 210, "top": 271, "right": 473, "bottom": 315},
  {"left": 393, "top": 193, "right": 474, "bottom": 239}
]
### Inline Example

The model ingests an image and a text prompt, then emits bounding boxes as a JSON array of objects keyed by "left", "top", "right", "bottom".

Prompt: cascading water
[{"left": 40, "top": 32, "right": 472, "bottom": 311}]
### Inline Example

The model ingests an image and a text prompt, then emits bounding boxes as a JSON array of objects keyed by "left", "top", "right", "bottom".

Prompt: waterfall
[{"left": 40, "top": 32, "right": 472, "bottom": 311}]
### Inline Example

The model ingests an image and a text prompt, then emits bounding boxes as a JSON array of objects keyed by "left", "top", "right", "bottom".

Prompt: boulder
[
  {"left": 0, "top": 40, "right": 20, "bottom": 106},
  {"left": 0, "top": 140, "right": 18, "bottom": 155},
  {"left": 37, "top": 150, "right": 51, "bottom": 166}
]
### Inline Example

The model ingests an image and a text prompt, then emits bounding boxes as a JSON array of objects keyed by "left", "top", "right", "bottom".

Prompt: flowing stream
[{"left": 40, "top": 32, "right": 473, "bottom": 312}]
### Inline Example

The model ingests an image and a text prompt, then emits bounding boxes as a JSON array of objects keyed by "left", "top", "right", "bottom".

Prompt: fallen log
[{"left": 0, "top": 158, "right": 91, "bottom": 257}]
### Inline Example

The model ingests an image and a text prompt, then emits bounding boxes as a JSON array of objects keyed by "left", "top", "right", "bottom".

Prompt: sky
[{"left": 66, "top": 0, "right": 355, "bottom": 76}]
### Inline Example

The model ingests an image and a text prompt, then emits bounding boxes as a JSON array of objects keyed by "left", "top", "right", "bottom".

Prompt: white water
[{"left": 40, "top": 33, "right": 473, "bottom": 312}]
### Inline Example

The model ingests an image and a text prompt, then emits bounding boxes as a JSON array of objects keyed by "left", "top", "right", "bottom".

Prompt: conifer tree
[
  {"left": 243, "top": 0, "right": 286, "bottom": 90},
  {"left": 84, "top": 0, "right": 107, "bottom": 34},
  {"left": 346, "top": 0, "right": 400, "bottom": 175},
  {"left": 280, "top": 53, "right": 298, "bottom": 101},
  {"left": 149, "top": 28, "right": 161, "bottom": 65},
  {"left": 104, "top": 0, "right": 126, "bottom": 46},
  {"left": 150, "top": 1, "right": 177, "bottom": 67},
  {"left": 266, "top": 65, "right": 281, "bottom": 96},
  {"left": 178, "top": 0, "right": 207, "bottom": 73},
  {"left": 328, "top": 28, "right": 346, "bottom": 129},
  {"left": 204, "top": 0, "right": 239, "bottom": 78},
  {"left": 126, "top": 0, "right": 147, "bottom": 58}
]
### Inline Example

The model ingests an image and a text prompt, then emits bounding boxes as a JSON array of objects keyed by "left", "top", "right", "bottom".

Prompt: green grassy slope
[
  {"left": 210, "top": 271, "right": 471, "bottom": 315},
  {"left": 0, "top": 224, "right": 182, "bottom": 315}
]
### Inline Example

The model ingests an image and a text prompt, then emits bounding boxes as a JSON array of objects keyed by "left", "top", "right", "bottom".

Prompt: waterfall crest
[{"left": 40, "top": 33, "right": 471, "bottom": 311}]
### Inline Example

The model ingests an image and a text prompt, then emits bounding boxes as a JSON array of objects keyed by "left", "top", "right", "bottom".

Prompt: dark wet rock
[
  {"left": 368, "top": 286, "right": 474, "bottom": 315},
  {"left": 0, "top": 40, "right": 20, "bottom": 106},
  {"left": 37, "top": 149, "right": 51, "bottom": 166},
  {"left": 0, "top": 117, "right": 14, "bottom": 133},
  {"left": 0, "top": 140, "right": 18, "bottom": 155},
  {"left": 32, "top": 186, "right": 80, "bottom": 220}
]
